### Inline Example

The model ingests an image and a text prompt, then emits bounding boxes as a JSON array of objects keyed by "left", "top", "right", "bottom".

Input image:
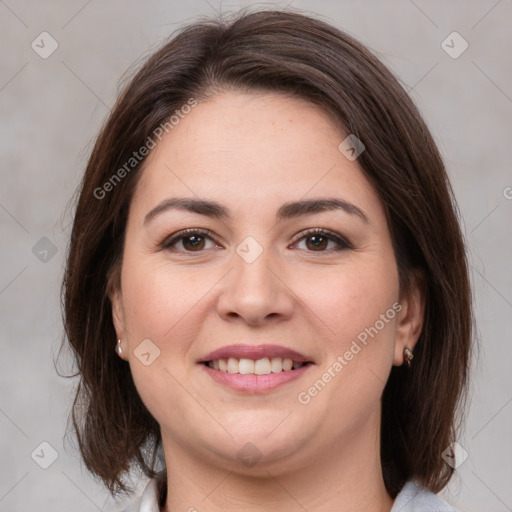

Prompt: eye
[
  {"left": 161, "top": 228, "right": 222, "bottom": 252},
  {"left": 291, "top": 228, "right": 351, "bottom": 252}
]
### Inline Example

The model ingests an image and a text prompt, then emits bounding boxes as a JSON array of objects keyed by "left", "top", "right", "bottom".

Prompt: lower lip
[{"left": 201, "top": 363, "right": 312, "bottom": 393}]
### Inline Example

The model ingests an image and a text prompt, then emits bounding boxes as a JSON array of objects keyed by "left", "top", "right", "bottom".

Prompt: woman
[{"left": 62, "top": 9, "right": 472, "bottom": 511}]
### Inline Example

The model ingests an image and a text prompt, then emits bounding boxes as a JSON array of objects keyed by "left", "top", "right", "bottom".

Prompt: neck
[{"left": 160, "top": 415, "right": 394, "bottom": 512}]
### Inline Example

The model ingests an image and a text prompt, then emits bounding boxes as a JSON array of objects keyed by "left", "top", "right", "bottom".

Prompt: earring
[
  {"left": 117, "top": 339, "right": 123, "bottom": 355},
  {"left": 403, "top": 347, "right": 413, "bottom": 367}
]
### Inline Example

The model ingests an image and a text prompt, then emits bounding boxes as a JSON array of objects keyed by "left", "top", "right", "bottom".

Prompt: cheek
[
  {"left": 119, "top": 255, "right": 208, "bottom": 343},
  {"left": 119, "top": 257, "right": 211, "bottom": 429},
  {"left": 293, "top": 261, "right": 399, "bottom": 426},
  {"left": 294, "top": 257, "right": 400, "bottom": 415},
  {"left": 293, "top": 258, "right": 399, "bottom": 346}
]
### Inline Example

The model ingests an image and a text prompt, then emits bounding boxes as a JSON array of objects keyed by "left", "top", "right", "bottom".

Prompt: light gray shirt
[{"left": 121, "top": 478, "right": 455, "bottom": 512}]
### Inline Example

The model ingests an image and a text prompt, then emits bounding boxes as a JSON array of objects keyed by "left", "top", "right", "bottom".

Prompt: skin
[{"left": 111, "top": 92, "right": 424, "bottom": 512}]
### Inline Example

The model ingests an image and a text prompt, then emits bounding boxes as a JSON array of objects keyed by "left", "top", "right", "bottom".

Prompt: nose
[{"left": 216, "top": 245, "right": 294, "bottom": 327}]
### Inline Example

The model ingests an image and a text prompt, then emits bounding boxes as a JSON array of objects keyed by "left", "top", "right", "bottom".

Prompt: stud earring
[
  {"left": 403, "top": 347, "right": 413, "bottom": 367},
  {"left": 117, "top": 339, "right": 123, "bottom": 355}
]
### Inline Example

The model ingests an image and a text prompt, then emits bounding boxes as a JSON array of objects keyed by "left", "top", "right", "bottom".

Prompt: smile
[
  {"left": 205, "top": 357, "right": 308, "bottom": 374},
  {"left": 198, "top": 344, "right": 314, "bottom": 392}
]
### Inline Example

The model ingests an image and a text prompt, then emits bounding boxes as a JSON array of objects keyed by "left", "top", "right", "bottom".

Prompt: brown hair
[{"left": 61, "top": 8, "right": 472, "bottom": 498}]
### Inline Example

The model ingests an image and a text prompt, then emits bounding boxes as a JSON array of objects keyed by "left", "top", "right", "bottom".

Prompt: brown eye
[
  {"left": 305, "top": 234, "right": 329, "bottom": 251},
  {"left": 292, "top": 229, "right": 351, "bottom": 252},
  {"left": 162, "top": 229, "right": 221, "bottom": 253},
  {"left": 182, "top": 234, "right": 206, "bottom": 251}
]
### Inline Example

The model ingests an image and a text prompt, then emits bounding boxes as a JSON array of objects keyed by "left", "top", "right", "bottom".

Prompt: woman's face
[{"left": 112, "top": 92, "right": 422, "bottom": 474}]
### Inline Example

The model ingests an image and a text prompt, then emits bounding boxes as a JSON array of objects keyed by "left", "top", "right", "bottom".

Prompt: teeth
[
  {"left": 238, "top": 358, "right": 254, "bottom": 374},
  {"left": 282, "top": 358, "right": 293, "bottom": 371},
  {"left": 227, "top": 357, "right": 239, "bottom": 374},
  {"left": 271, "top": 357, "right": 283, "bottom": 373},
  {"left": 208, "top": 357, "right": 304, "bottom": 374},
  {"left": 254, "top": 357, "right": 271, "bottom": 375}
]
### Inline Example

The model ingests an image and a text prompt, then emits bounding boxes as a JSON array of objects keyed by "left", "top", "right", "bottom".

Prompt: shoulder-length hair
[{"left": 62, "top": 9, "right": 472, "bottom": 498}]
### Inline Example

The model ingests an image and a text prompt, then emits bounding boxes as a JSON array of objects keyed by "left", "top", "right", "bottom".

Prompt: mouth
[
  {"left": 198, "top": 344, "right": 314, "bottom": 392},
  {"left": 203, "top": 357, "right": 311, "bottom": 374}
]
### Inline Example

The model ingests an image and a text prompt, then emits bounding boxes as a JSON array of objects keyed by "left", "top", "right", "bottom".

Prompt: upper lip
[{"left": 199, "top": 344, "right": 313, "bottom": 364}]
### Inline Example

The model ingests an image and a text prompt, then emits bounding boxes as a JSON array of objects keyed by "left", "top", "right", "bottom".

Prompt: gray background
[{"left": 1, "top": 0, "right": 511, "bottom": 510}]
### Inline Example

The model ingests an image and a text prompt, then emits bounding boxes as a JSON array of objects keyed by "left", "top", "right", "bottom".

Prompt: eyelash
[
  {"left": 160, "top": 227, "right": 352, "bottom": 253},
  {"left": 291, "top": 228, "right": 352, "bottom": 251}
]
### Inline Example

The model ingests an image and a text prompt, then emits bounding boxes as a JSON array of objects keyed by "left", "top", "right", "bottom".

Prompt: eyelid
[
  {"left": 160, "top": 228, "right": 222, "bottom": 250},
  {"left": 160, "top": 227, "right": 352, "bottom": 253},
  {"left": 289, "top": 227, "right": 352, "bottom": 251}
]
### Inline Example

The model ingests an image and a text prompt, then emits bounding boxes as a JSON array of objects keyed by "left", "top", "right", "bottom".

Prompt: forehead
[{"left": 130, "top": 91, "right": 383, "bottom": 220}]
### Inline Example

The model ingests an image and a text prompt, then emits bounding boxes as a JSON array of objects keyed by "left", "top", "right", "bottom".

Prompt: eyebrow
[{"left": 143, "top": 197, "right": 369, "bottom": 225}]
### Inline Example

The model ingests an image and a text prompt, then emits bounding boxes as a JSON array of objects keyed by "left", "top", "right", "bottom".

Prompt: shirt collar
[
  {"left": 126, "top": 478, "right": 454, "bottom": 511},
  {"left": 390, "top": 481, "right": 455, "bottom": 511},
  {"left": 122, "top": 474, "right": 165, "bottom": 512}
]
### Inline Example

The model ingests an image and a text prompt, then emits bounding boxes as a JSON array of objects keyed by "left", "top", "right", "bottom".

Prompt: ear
[
  {"left": 108, "top": 267, "right": 128, "bottom": 360},
  {"left": 110, "top": 288, "right": 125, "bottom": 337},
  {"left": 393, "top": 271, "right": 425, "bottom": 366}
]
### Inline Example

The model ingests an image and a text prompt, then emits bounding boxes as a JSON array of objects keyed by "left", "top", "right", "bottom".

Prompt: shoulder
[{"left": 391, "top": 481, "right": 455, "bottom": 512}]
